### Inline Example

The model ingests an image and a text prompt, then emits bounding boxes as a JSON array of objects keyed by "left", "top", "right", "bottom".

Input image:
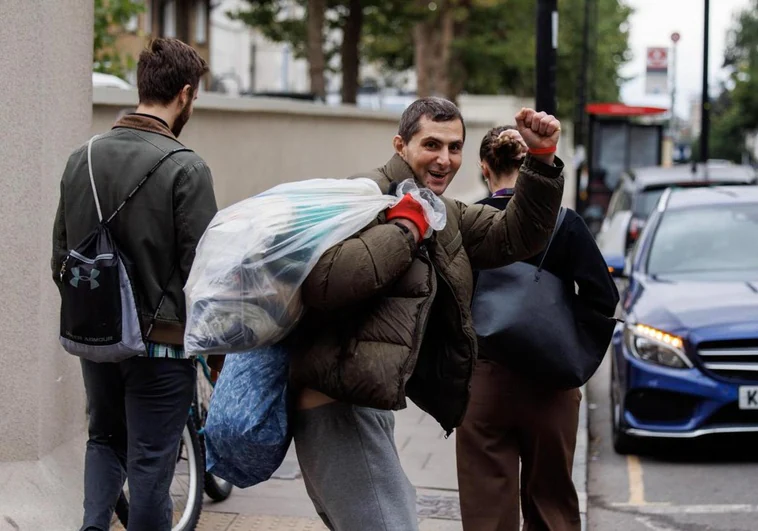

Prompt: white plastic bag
[{"left": 183, "top": 177, "right": 446, "bottom": 356}]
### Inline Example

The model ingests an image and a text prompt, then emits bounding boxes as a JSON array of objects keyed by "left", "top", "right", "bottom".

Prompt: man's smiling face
[{"left": 393, "top": 116, "right": 465, "bottom": 196}]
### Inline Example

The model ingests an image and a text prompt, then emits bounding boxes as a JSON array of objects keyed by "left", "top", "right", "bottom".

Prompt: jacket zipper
[
  {"left": 437, "top": 262, "right": 479, "bottom": 437},
  {"left": 397, "top": 245, "right": 437, "bottom": 406}
]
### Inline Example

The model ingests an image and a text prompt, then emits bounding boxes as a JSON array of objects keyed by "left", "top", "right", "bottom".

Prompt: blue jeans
[{"left": 79, "top": 356, "right": 195, "bottom": 531}]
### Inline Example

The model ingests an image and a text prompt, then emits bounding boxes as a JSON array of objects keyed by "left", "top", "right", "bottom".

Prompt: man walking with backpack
[{"left": 51, "top": 38, "right": 217, "bottom": 531}]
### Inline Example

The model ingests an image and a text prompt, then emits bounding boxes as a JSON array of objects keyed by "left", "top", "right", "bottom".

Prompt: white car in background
[
  {"left": 92, "top": 72, "right": 133, "bottom": 90},
  {"left": 597, "top": 161, "right": 757, "bottom": 273}
]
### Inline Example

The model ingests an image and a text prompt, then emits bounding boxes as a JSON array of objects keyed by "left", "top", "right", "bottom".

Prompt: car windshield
[{"left": 647, "top": 203, "right": 758, "bottom": 280}]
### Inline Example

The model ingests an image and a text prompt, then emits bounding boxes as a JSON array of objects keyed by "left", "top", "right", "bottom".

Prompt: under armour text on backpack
[{"left": 58, "top": 135, "right": 191, "bottom": 362}]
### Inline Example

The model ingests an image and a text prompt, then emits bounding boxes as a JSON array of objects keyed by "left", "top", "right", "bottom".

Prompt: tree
[
  {"left": 340, "top": 0, "right": 364, "bottom": 103},
  {"left": 694, "top": 0, "right": 758, "bottom": 162},
  {"left": 363, "top": 0, "right": 632, "bottom": 113},
  {"left": 307, "top": 0, "right": 327, "bottom": 99},
  {"left": 93, "top": 0, "right": 145, "bottom": 79},
  {"left": 723, "top": 0, "right": 758, "bottom": 131},
  {"left": 232, "top": 0, "right": 367, "bottom": 103}
]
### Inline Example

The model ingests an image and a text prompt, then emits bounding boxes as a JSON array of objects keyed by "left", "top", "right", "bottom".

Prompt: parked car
[
  {"left": 609, "top": 185, "right": 758, "bottom": 453},
  {"left": 597, "top": 161, "right": 756, "bottom": 274},
  {"left": 92, "top": 72, "right": 133, "bottom": 90}
]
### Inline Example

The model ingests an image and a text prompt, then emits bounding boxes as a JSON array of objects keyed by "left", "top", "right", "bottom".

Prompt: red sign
[
  {"left": 646, "top": 47, "right": 669, "bottom": 72},
  {"left": 586, "top": 103, "right": 669, "bottom": 116}
]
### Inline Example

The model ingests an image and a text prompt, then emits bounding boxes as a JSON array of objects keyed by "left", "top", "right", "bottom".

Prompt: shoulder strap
[
  {"left": 86, "top": 135, "right": 193, "bottom": 225},
  {"left": 536, "top": 206, "right": 567, "bottom": 272},
  {"left": 105, "top": 147, "right": 193, "bottom": 225},
  {"left": 87, "top": 135, "right": 103, "bottom": 222}
]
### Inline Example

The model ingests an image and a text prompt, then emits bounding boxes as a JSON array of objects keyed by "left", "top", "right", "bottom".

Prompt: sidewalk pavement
[{"left": 189, "top": 392, "right": 589, "bottom": 531}]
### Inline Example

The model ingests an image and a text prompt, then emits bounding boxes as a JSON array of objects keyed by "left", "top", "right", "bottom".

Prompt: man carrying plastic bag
[
  {"left": 184, "top": 178, "right": 444, "bottom": 356},
  {"left": 284, "top": 99, "right": 565, "bottom": 531},
  {"left": 191, "top": 178, "right": 445, "bottom": 487}
]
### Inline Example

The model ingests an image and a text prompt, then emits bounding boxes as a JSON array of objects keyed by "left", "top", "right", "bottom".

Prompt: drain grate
[{"left": 416, "top": 493, "right": 462, "bottom": 521}]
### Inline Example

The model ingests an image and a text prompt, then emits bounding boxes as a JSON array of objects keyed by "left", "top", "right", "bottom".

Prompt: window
[
  {"left": 606, "top": 185, "right": 631, "bottom": 219},
  {"left": 633, "top": 189, "right": 666, "bottom": 218},
  {"left": 125, "top": 0, "right": 141, "bottom": 33},
  {"left": 163, "top": 0, "right": 177, "bottom": 38},
  {"left": 195, "top": 0, "right": 207, "bottom": 44},
  {"left": 125, "top": 14, "right": 139, "bottom": 33}
]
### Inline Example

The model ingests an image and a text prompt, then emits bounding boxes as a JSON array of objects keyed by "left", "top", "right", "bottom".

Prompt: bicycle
[{"left": 113, "top": 355, "right": 233, "bottom": 530}]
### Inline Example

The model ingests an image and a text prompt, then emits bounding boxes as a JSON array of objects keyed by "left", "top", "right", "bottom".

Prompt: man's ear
[
  {"left": 180, "top": 84, "right": 193, "bottom": 106},
  {"left": 392, "top": 135, "right": 406, "bottom": 158}
]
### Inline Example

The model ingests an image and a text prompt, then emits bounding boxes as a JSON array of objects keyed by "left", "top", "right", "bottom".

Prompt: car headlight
[{"left": 624, "top": 323, "right": 691, "bottom": 369}]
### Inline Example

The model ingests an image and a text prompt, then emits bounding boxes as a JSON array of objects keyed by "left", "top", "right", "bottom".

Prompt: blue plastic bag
[{"left": 204, "top": 345, "right": 291, "bottom": 488}]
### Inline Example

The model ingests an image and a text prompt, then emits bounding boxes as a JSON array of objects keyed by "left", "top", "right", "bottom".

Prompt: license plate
[{"left": 738, "top": 386, "right": 758, "bottom": 410}]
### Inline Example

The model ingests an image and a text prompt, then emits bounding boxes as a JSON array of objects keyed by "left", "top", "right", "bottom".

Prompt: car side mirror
[{"left": 605, "top": 254, "right": 627, "bottom": 278}]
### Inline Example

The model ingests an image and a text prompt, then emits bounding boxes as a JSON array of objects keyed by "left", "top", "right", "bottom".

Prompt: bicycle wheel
[
  {"left": 114, "top": 417, "right": 205, "bottom": 530},
  {"left": 196, "top": 356, "right": 234, "bottom": 502}
]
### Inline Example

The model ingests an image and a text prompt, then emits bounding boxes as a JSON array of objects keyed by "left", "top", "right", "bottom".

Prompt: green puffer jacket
[{"left": 287, "top": 153, "right": 564, "bottom": 433}]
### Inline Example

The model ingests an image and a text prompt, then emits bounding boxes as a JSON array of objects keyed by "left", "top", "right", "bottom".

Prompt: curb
[{"left": 575, "top": 385, "right": 589, "bottom": 531}]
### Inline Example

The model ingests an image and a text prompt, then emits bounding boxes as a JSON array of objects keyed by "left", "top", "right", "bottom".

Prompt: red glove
[{"left": 386, "top": 194, "right": 430, "bottom": 241}]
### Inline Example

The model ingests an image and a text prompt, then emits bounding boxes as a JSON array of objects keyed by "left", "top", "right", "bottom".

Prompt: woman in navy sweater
[{"left": 456, "top": 126, "right": 619, "bottom": 531}]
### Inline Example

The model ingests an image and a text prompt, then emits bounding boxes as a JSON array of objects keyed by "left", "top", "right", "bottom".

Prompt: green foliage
[
  {"left": 364, "top": 0, "right": 633, "bottom": 115},
  {"left": 231, "top": 1, "right": 309, "bottom": 58},
  {"left": 233, "top": 0, "right": 633, "bottom": 114},
  {"left": 93, "top": 0, "right": 145, "bottom": 79},
  {"left": 558, "top": 0, "right": 633, "bottom": 112},
  {"left": 700, "top": 0, "right": 758, "bottom": 161},
  {"left": 231, "top": 0, "right": 353, "bottom": 74},
  {"left": 723, "top": 0, "right": 758, "bottom": 131}
]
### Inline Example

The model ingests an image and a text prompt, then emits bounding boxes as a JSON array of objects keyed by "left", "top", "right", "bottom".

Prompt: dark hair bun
[{"left": 491, "top": 131, "right": 524, "bottom": 162}]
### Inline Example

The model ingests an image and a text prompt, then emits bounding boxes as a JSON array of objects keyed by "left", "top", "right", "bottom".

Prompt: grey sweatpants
[{"left": 293, "top": 402, "right": 419, "bottom": 531}]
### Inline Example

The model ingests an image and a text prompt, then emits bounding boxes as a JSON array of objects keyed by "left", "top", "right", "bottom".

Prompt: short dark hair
[
  {"left": 480, "top": 125, "right": 523, "bottom": 176},
  {"left": 398, "top": 97, "right": 466, "bottom": 143},
  {"left": 137, "top": 38, "right": 209, "bottom": 105}
]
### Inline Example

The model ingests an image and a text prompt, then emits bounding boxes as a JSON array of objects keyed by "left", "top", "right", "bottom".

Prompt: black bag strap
[
  {"left": 86, "top": 135, "right": 193, "bottom": 225},
  {"left": 536, "top": 207, "right": 567, "bottom": 274},
  {"left": 144, "top": 262, "right": 178, "bottom": 339}
]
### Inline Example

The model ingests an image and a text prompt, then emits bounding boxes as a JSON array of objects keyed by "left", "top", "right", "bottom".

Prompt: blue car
[{"left": 608, "top": 185, "right": 758, "bottom": 454}]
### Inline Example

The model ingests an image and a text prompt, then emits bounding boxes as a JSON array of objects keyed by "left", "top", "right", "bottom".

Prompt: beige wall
[
  {"left": 93, "top": 90, "right": 496, "bottom": 207},
  {"left": 0, "top": 0, "right": 91, "bottom": 463},
  {"left": 0, "top": 0, "right": 92, "bottom": 527}
]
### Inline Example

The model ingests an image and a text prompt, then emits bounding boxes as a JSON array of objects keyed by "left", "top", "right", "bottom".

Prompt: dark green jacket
[
  {"left": 288, "top": 153, "right": 565, "bottom": 433},
  {"left": 51, "top": 114, "right": 218, "bottom": 345}
]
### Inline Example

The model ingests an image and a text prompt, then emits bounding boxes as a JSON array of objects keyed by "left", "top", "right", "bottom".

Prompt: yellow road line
[{"left": 627, "top": 455, "right": 646, "bottom": 505}]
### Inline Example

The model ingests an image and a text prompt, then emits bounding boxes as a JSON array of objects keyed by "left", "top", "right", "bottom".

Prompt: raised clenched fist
[{"left": 514, "top": 108, "right": 561, "bottom": 153}]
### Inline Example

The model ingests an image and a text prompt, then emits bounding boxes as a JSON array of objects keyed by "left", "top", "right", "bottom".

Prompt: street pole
[
  {"left": 700, "top": 0, "right": 710, "bottom": 163},
  {"left": 574, "top": 0, "right": 591, "bottom": 212},
  {"left": 670, "top": 33, "right": 679, "bottom": 138},
  {"left": 536, "top": 0, "right": 558, "bottom": 115}
]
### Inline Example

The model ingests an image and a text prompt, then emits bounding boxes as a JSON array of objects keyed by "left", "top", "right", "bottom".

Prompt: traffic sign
[{"left": 646, "top": 47, "right": 669, "bottom": 71}]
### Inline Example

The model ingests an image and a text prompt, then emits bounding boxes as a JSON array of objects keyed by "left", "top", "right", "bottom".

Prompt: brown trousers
[{"left": 456, "top": 360, "right": 582, "bottom": 531}]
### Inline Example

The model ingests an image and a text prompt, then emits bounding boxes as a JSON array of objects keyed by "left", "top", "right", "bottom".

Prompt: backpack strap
[
  {"left": 85, "top": 134, "right": 192, "bottom": 225},
  {"left": 144, "top": 262, "right": 178, "bottom": 339},
  {"left": 536, "top": 206, "right": 567, "bottom": 274},
  {"left": 87, "top": 135, "right": 104, "bottom": 222},
  {"left": 105, "top": 147, "right": 193, "bottom": 224}
]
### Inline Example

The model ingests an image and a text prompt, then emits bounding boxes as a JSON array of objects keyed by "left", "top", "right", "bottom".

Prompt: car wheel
[{"left": 610, "top": 373, "right": 638, "bottom": 455}]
